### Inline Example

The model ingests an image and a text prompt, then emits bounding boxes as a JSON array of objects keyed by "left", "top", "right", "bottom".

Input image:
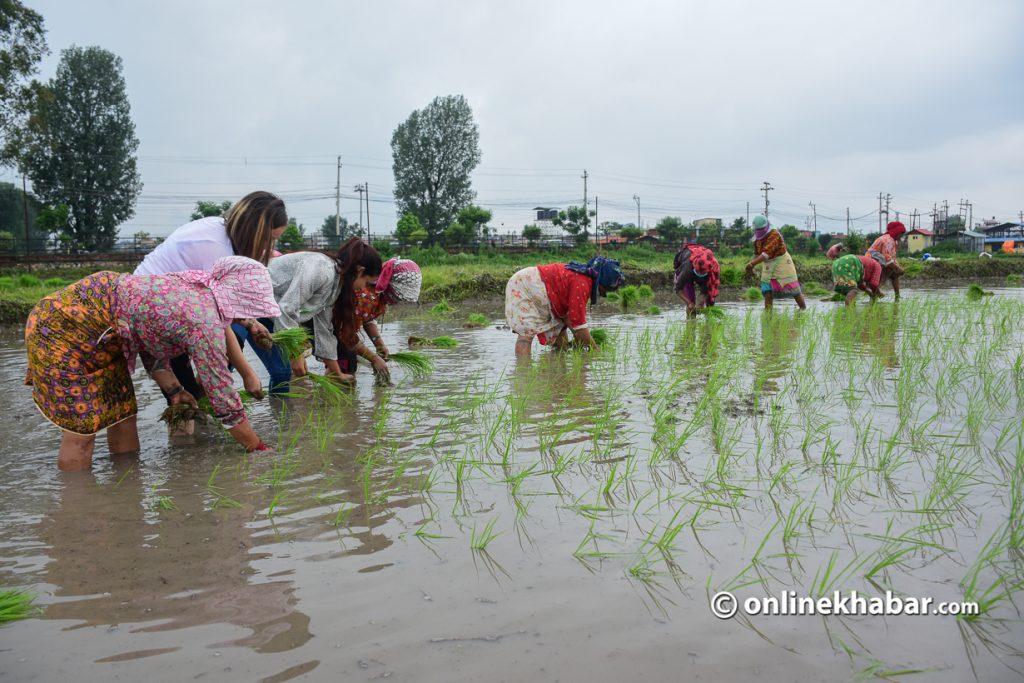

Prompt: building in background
[
  {"left": 906, "top": 228, "right": 933, "bottom": 253},
  {"left": 531, "top": 207, "right": 561, "bottom": 238}
]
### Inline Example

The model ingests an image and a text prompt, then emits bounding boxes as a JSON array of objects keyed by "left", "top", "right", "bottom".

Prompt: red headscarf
[{"left": 886, "top": 221, "right": 906, "bottom": 239}]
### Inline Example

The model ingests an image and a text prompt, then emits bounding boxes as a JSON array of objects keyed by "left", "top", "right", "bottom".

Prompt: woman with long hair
[
  {"left": 135, "top": 191, "right": 288, "bottom": 430},
  {"left": 324, "top": 238, "right": 386, "bottom": 380}
]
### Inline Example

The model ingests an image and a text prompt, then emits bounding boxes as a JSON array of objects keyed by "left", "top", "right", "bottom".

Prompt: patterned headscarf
[
  {"left": 565, "top": 256, "right": 626, "bottom": 304},
  {"left": 178, "top": 256, "right": 281, "bottom": 322},
  {"left": 753, "top": 215, "right": 771, "bottom": 241},
  {"left": 375, "top": 257, "right": 422, "bottom": 303},
  {"left": 886, "top": 221, "right": 906, "bottom": 239}
]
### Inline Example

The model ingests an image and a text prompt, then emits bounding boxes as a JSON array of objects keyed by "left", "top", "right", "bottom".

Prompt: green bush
[
  {"left": 43, "top": 278, "right": 66, "bottom": 288},
  {"left": 720, "top": 266, "right": 742, "bottom": 286},
  {"left": 17, "top": 274, "right": 40, "bottom": 287},
  {"left": 0, "top": 276, "right": 14, "bottom": 290}
]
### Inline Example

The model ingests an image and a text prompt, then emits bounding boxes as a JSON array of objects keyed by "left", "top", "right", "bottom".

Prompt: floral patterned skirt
[
  {"left": 24, "top": 272, "right": 136, "bottom": 435},
  {"left": 504, "top": 267, "right": 563, "bottom": 344},
  {"left": 832, "top": 254, "right": 864, "bottom": 294}
]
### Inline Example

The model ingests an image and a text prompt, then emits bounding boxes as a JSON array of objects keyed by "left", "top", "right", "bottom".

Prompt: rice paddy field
[{"left": 1, "top": 286, "right": 1023, "bottom": 682}]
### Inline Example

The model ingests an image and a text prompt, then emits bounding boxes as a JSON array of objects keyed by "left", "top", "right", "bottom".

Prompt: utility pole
[
  {"left": 809, "top": 201, "right": 817, "bottom": 236},
  {"left": 957, "top": 198, "right": 968, "bottom": 233},
  {"left": 581, "top": 169, "right": 589, "bottom": 238},
  {"left": 633, "top": 194, "right": 641, "bottom": 229},
  {"left": 846, "top": 207, "right": 850, "bottom": 236},
  {"left": 354, "top": 183, "right": 366, "bottom": 230},
  {"left": 885, "top": 193, "right": 892, "bottom": 223},
  {"left": 335, "top": 156, "right": 342, "bottom": 240},
  {"left": 761, "top": 181, "right": 773, "bottom": 218},
  {"left": 22, "top": 174, "right": 30, "bottom": 256},
  {"left": 365, "top": 182, "right": 370, "bottom": 235},
  {"left": 746, "top": 201, "right": 750, "bottom": 227},
  {"left": 878, "top": 192, "right": 884, "bottom": 233},
  {"left": 967, "top": 201, "right": 972, "bottom": 231},
  {"left": 595, "top": 196, "right": 600, "bottom": 253}
]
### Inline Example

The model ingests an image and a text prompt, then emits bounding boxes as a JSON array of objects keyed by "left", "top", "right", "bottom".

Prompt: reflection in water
[
  {"left": 752, "top": 311, "right": 804, "bottom": 396},
  {"left": 37, "top": 461, "right": 311, "bottom": 653},
  {"left": 828, "top": 302, "right": 900, "bottom": 369}
]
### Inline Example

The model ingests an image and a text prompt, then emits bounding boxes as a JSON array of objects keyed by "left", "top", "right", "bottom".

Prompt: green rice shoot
[
  {"left": 431, "top": 299, "right": 454, "bottom": 316},
  {"left": 389, "top": 351, "right": 434, "bottom": 378},
  {"left": 591, "top": 328, "right": 610, "bottom": 346},
  {"left": 966, "top": 283, "right": 993, "bottom": 301},
  {"left": 646, "top": 305, "right": 662, "bottom": 315},
  {"left": 744, "top": 286, "right": 762, "bottom": 301},
  {"left": 271, "top": 327, "right": 312, "bottom": 360},
  {"left": 699, "top": 306, "right": 725, "bottom": 320},
  {"left": 465, "top": 313, "right": 490, "bottom": 328},
  {"left": 430, "top": 336, "right": 459, "bottom": 348},
  {"left": 0, "top": 589, "right": 41, "bottom": 623}
]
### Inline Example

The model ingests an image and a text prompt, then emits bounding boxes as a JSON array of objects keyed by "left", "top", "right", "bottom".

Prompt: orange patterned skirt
[{"left": 24, "top": 272, "right": 137, "bottom": 434}]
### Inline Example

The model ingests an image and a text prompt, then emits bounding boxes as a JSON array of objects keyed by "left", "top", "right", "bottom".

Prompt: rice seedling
[
  {"left": 431, "top": 299, "right": 454, "bottom": 316},
  {"left": 158, "top": 403, "right": 212, "bottom": 430},
  {"left": 1007, "top": 273, "right": 1023, "bottom": 286},
  {"left": 646, "top": 305, "right": 662, "bottom": 315},
  {"left": 270, "top": 326, "right": 312, "bottom": 360},
  {"left": 966, "top": 283, "right": 993, "bottom": 301},
  {"left": 591, "top": 328, "right": 610, "bottom": 346},
  {"left": 16, "top": 274, "right": 40, "bottom": 287},
  {"left": 0, "top": 589, "right": 41, "bottom": 622},
  {"left": 470, "top": 517, "right": 501, "bottom": 550},
  {"left": 698, "top": 306, "right": 725, "bottom": 320},
  {"left": 606, "top": 284, "right": 651, "bottom": 312},
  {"left": 389, "top": 351, "right": 434, "bottom": 378},
  {"left": 408, "top": 335, "right": 458, "bottom": 348},
  {"left": 42, "top": 277, "right": 66, "bottom": 287},
  {"left": 803, "top": 281, "right": 830, "bottom": 297},
  {"left": 464, "top": 313, "right": 490, "bottom": 327},
  {"left": 744, "top": 286, "right": 762, "bottom": 301}
]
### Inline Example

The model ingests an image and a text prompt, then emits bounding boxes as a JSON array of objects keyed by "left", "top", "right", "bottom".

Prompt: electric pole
[
  {"left": 846, "top": 207, "right": 850, "bottom": 236},
  {"left": 335, "top": 156, "right": 342, "bottom": 241},
  {"left": 746, "top": 201, "right": 750, "bottom": 227},
  {"left": 354, "top": 183, "right": 366, "bottom": 230},
  {"left": 967, "top": 201, "right": 972, "bottom": 231},
  {"left": 365, "top": 182, "right": 370, "bottom": 235},
  {"left": 878, "top": 192, "right": 884, "bottom": 233},
  {"left": 809, "top": 201, "right": 817, "bottom": 236},
  {"left": 633, "top": 194, "right": 641, "bottom": 229},
  {"left": 761, "top": 181, "right": 773, "bottom": 218},
  {"left": 22, "top": 174, "right": 30, "bottom": 256},
  {"left": 581, "top": 169, "right": 588, "bottom": 237}
]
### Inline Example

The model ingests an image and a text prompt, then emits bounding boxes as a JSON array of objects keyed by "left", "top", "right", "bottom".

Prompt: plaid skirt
[{"left": 24, "top": 272, "right": 136, "bottom": 434}]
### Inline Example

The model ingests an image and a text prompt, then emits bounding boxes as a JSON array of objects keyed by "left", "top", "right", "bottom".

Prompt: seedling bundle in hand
[
  {"left": 389, "top": 351, "right": 434, "bottom": 378},
  {"left": 408, "top": 336, "right": 458, "bottom": 348},
  {"left": 271, "top": 327, "right": 313, "bottom": 360}
]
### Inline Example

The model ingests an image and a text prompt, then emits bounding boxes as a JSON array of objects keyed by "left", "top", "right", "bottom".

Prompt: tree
[
  {"left": 276, "top": 218, "right": 304, "bottom": 251},
  {"left": 729, "top": 217, "right": 746, "bottom": 232},
  {"left": 0, "top": 180, "right": 46, "bottom": 250},
  {"left": 132, "top": 230, "right": 150, "bottom": 242},
  {"left": 522, "top": 224, "right": 542, "bottom": 246},
  {"left": 619, "top": 226, "right": 643, "bottom": 241},
  {"left": 391, "top": 94, "right": 481, "bottom": 243},
  {"left": 444, "top": 204, "right": 492, "bottom": 245},
  {"left": 0, "top": 229, "right": 14, "bottom": 251},
  {"left": 320, "top": 214, "right": 350, "bottom": 248},
  {"left": 816, "top": 233, "right": 832, "bottom": 252},
  {"left": 553, "top": 205, "right": 594, "bottom": 244},
  {"left": 780, "top": 225, "right": 801, "bottom": 241},
  {"left": 843, "top": 233, "right": 866, "bottom": 254},
  {"left": 18, "top": 46, "right": 142, "bottom": 251},
  {"left": 0, "top": 1, "right": 47, "bottom": 157},
  {"left": 190, "top": 200, "right": 231, "bottom": 220},
  {"left": 655, "top": 215, "right": 686, "bottom": 244},
  {"left": 35, "top": 202, "right": 68, "bottom": 238},
  {"left": 394, "top": 212, "right": 426, "bottom": 246}
]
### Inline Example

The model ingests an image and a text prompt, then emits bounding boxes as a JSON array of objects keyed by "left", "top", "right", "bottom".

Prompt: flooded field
[{"left": 2, "top": 288, "right": 1024, "bottom": 682}]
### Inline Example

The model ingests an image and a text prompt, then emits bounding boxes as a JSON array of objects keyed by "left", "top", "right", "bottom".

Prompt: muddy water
[{"left": 2, "top": 288, "right": 1024, "bottom": 682}]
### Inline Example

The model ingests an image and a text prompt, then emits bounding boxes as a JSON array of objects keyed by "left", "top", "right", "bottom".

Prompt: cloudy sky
[{"left": 14, "top": 0, "right": 1024, "bottom": 237}]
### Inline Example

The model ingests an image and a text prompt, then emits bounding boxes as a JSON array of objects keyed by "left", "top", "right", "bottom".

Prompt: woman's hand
[
  {"left": 291, "top": 357, "right": 308, "bottom": 378},
  {"left": 374, "top": 340, "right": 390, "bottom": 360},
  {"left": 170, "top": 388, "right": 198, "bottom": 409},
  {"left": 370, "top": 355, "right": 391, "bottom": 383},
  {"left": 242, "top": 372, "right": 265, "bottom": 400}
]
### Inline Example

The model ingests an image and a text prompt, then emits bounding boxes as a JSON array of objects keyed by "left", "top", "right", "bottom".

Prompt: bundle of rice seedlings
[
  {"left": 744, "top": 287, "right": 762, "bottom": 302},
  {"left": 16, "top": 274, "right": 40, "bottom": 287},
  {"left": 803, "top": 282, "right": 829, "bottom": 297},
  {"left": 1007, "top": 273, "right": 1023, "bottom": 286},
  {"left": 389, "top": 351, "right": 434, "bottom": 378},
  {"left": 159, "top": 404, "right": 207, "bottom": 429},
  {"left": 464, "top": 313, "right": 490, "bottom": 328},
  {"left": 699, "top": 306, "right": 725, "bottom": 320},
  {"left": 0, "top": 589, "right": 41, "bottom": 623},
  {"left": 307, "top": 372, "right": 351, "bottom": 399},
  {"left": 43, "top": 278, "right": 67, "bottom": 288},
  {"left": 431, "top": 300, "right": 454, "bottom": 316},
  {"left": 646, "top": 305, "right": 662, "bottom": 315},
  {"left": 966, "top": 284, "right": 994, "bottom": 301},
  {"left": 822, "top": 292, "right": 845, "bottom": 302},
  {"left": 271, "top": 327, "right": 312, "bottom": 360},
  {"left": 0, "top": 276, "right": 14, "bottom": 289},
  {"left": 636, "top": 284, "right": 654, "bottom": 298},
  {"left": 408, "top": 336, "right": 458, "bottom": 348},
  {"left": 591, "top": 328, "right": 610, "bottom": 346}
]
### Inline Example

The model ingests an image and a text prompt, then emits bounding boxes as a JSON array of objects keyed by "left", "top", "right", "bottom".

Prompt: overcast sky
[{"left": 14, "top": 0, "right": 1024, "bottom": 237}]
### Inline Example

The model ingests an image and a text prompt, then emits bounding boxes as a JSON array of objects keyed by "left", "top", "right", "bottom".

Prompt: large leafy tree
[
  {"left": 19, "top": 46, "right": 142, "bottom": 251},
  {"left": 0, "top": 1, "right": 47, "bottom": 155},
  {"left": 0, "top": 180, "right": 46, "bottom": 250},
  {"left": 394, "top": 212, "right": 426, "bottom": 246},
  {"left": 276, "top": 216, "right": 304, "bottom": 251},
  {"left": 320, "top": 213, "right": 352, "bottom": 248},
  {"left": 391, "top": 94, "right": 481, "bottom": 243},
  {"left": 443, "top": 204, "right": 491, "bottom": 245}
]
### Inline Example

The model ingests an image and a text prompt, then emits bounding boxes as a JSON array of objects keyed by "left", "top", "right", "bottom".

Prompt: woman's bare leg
[
  {"left": 515, "top": 334, "right": 534, "bottom": 358},
  {"left": 795, "top": 293, "right": 807, "bottom": 310},
  {"left": 763, "top": 292, "right": 773, "bottom": 311},
  {"left": 107, "top": 416, "right": 140, "bottom": 454},
  {"left": 58, "top": 432, "right": 96, "bottom": 471}
]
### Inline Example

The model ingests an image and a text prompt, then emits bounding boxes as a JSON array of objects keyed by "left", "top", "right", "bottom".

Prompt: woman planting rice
[
  {"left": 829, "top": 251, "right": 883, "bottom": 305},
  {"left": 505, "top": 256, "right": 625, "bottom": 357},
  {"left": 24, "top": 256, "right": 281, "bottom": 471},
  {"left": 347, "top": 258, "right": 422, "bottom": 375},
  {"left": 744, "top": 215, "right": 807, "bottom": 311},
  {"left": 135, "top": 191, "right": 288, "bottom": 428},
  {"left": 673, "top": 243, "right": 720, "bottom": 316},
  {"left": 866, "top": 221, "right": 907, "bottom": 299},
  {"left": 234, "top": 244, "right": 391, "bottom": 391}
]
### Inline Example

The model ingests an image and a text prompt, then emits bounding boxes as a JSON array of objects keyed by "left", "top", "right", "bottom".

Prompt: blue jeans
[{"left": 232, "top": 317, "right": 292, "bottom": 395}]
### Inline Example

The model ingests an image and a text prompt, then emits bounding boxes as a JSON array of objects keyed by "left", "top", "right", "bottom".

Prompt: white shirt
[{"left": 134, "top": 216, "right": 234, "bottom": 275}]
